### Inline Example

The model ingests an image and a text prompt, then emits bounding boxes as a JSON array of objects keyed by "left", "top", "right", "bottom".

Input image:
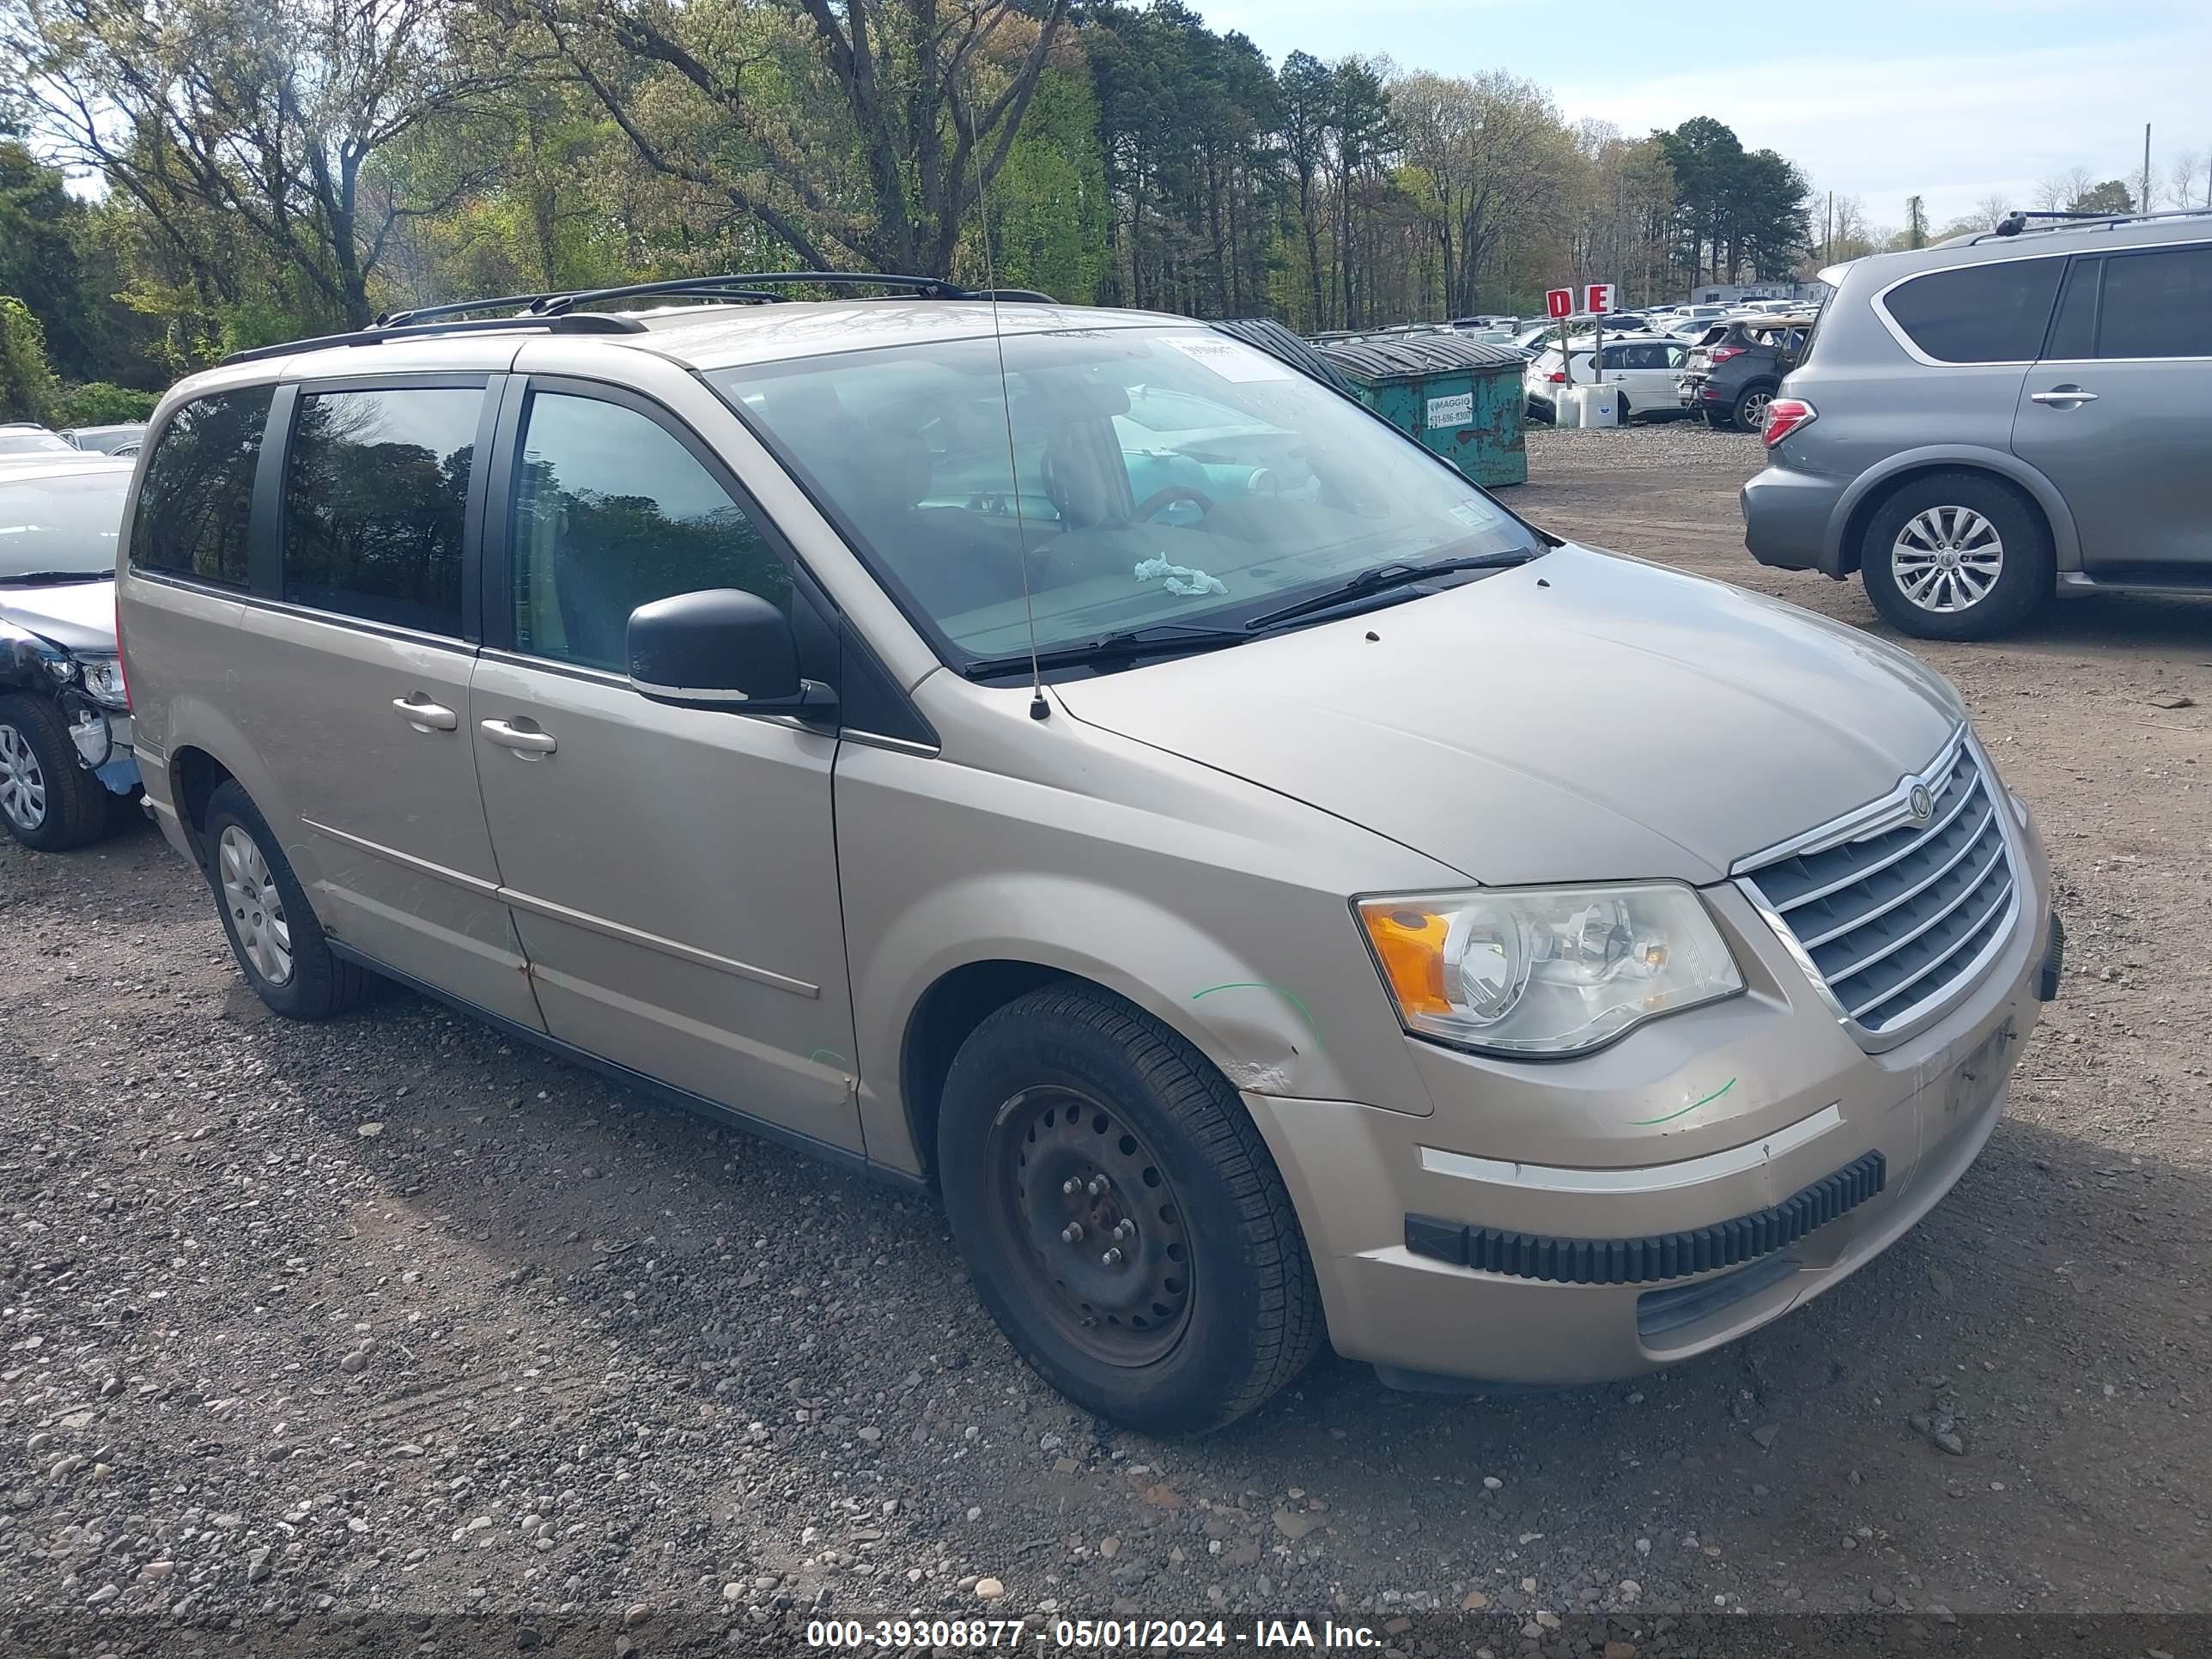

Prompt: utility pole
[{"left": 2142, "top": 123, "right": 2153, "bottom": 212}]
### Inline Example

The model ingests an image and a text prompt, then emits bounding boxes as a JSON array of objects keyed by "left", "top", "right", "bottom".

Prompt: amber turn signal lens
[{"left": 1358, "top": 902, "right": 1452, "bottom": 1017}]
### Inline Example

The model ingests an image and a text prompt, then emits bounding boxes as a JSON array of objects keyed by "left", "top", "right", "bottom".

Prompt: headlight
[
  {"left": 74, "top": 655, "right": 129, "bottom": 709},
  {"left": 1356, "top": 883, "right": 1743, "bottom": 1057}
]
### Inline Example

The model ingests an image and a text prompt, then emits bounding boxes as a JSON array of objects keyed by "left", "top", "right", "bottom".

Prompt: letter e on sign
[
  {"left": 1545, "top": 288, "right": 1574, "bottom": 320},
  {"left": 1583, "top": 283, "right": 1615, "bottom": 315}
]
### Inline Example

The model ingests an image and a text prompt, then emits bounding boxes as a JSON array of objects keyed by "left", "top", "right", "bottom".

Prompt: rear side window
[
  {"left": 2095, "top": 245, "right": 2212, "bottom": 359},
  {"left": 281, "top": 387, "right": 480, "bottom": 635},
  {"left": 130, "top": 386, "right": 273, "bottom": 586},
  {"left": 1881, "top": 258, "right": 2063, "bottom": 362}
]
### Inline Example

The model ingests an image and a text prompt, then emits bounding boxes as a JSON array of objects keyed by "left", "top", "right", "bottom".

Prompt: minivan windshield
[
  {"left": 0, "top": 467, "right": 129, "bottom": 580},
  {"left": 709, "top": 327, "right": 1540, "bottom": 669}
]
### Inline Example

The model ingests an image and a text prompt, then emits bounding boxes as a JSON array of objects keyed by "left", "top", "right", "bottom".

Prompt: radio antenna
[{"left": 967, "top": 94, "right": 1049, "bottom": 721}]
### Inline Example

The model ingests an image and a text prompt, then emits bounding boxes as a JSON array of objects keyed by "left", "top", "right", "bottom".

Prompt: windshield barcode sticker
[{"left": 1163, "top": 336, "right": 1294, "bottom": 381}]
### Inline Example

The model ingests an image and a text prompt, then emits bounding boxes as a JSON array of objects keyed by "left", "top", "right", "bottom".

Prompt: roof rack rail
[
  {"left": 1978, "top": 204, "right": 2212, "bottom": 242},
  {"left": 532, "top": 270, "right": 977, "bottom": 314},
  {"left": 224, "top": 270, "right": 1067, "bottom": 367},
  {"left": 221, "top": 312, "right": 646, "bottom": 368}
]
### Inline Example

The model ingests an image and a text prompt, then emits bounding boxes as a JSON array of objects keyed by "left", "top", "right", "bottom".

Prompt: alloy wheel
[
  {"left": 1891, "top": 506, "right": 2005, "bottom": 613},
  {"left": 218, "top": 823, "right": 294, "bottom": 987},
  {"left": 0, "top": 722, "right": 46, "bottom": 831},
  {"left": 1740, "top": 387, "right": 1773, "bottom": 431},
  {"left": 985, "top": 1084, "right": 1194, "bottom": 1367}
]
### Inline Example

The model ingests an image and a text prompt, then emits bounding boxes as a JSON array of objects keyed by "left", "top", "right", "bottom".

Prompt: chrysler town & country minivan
[{"left": 116, "top": 278, "right": 2063, "bottom": 1432}]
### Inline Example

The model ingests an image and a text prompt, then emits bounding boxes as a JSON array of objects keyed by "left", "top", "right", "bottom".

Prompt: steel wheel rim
[
  {"left": 1741, "top": 388, "right": 1772, "bottom": 429},
  {"left": 1892, "top": 507, "right": 2004, "bottom": 613},
  {"left": 985, "top": 1085, "right": 1194, "bottom": 1368},
  {"left": 0, "top": 723, "right": 46, "bottom": 830},
  {"left": 218, "top": 824, "right": 293, "bottom": 986}
]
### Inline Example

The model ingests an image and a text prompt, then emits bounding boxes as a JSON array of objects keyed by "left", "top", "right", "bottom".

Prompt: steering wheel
[{"left": 1132, "top": 484, "right": 1215, "bottom": 523}]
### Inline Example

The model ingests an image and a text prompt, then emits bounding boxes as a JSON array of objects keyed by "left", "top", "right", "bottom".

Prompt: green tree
[
  {"left": 4, "top": 0, "right": 516, "bottom": 329},
  {"left": 2070, "top": 179, "right": 2135, "bottom": 215},
  {"left": 1905, "top": 194, "right": 1928, "bottom": 248},
  {"left": 0, "top": 294, "right": 58, "bottom": 422},
  {"left": 544, "top": 0, "right": 1073, "bottom": 278}
]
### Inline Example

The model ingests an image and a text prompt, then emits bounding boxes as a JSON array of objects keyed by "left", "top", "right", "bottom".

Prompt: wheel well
[
  {"left": 1836, "top": 465, "right": 2051, "bottom": 576},
  {"left": 901, "top": 960, "right": 1072, "bottom": 1182},
  {"left": 171, "top": 746, "right": 235, "bottom": 858}
]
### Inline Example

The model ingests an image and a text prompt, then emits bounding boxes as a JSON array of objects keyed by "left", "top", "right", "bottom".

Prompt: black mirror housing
[{"left": 625, "top": 588, "right": 834, "bottom": 719}]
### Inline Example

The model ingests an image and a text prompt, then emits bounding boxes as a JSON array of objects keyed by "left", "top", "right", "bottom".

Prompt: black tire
[
  {"left": 201, "top": 780, "right": 372, "bottom": 1019},
  {"left": 939, "top": 985, "right": 1322, "bottom": 1435},
  {"left": 1858, "top": 471, "right": 2052, "bottom": 641},
  {"left": 0, "top": 693, "right": 110, "bottom": 852},
  {"left": 1728, "top": 381, "right": 1777, "bottom": 434}
]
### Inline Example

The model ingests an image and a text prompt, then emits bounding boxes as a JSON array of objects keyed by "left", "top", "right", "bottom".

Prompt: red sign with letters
[
  {"left": 1545, "top": 288, "right": 1574, "bottom": 319},
  {"left": 1583, "top": 283, "right": 1616, "bottom": 314}
]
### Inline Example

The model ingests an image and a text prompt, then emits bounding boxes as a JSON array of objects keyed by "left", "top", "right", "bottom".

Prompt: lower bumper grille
[{"left": 1404, "top": 1150, "right": 1886, "bottom": 1285}]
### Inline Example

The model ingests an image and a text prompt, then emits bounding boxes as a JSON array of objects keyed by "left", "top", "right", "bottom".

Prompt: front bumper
[
  {"left": 1741, "top": 462, "right": 1848, "bottom": 574},
  {"left": 1245, "top": 816, "right": 2055, "bottom": 1387},
  {"left": 64, "top": 702, "right": 140, "bottom": 795}
]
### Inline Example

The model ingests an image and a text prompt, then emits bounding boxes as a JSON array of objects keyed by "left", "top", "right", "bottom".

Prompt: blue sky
[{"left": 1191, "top": 0, "right": 2212, "bottom": 230}]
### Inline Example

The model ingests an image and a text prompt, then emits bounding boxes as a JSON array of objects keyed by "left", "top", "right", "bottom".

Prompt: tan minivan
[{"left": 117, "top": 279, "right": 2063, "bottom": 1432}]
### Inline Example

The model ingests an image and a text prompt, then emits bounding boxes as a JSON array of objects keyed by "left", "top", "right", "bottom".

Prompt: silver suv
[
  {"left": 1743, "top": 208, "right": 2212, "bottom": 638},
  {"left": 117, "top": 275, "right": 2061, "bottom": 1432}
]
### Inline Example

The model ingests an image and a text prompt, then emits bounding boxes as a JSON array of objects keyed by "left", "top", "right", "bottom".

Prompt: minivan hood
[
  {"left": 1052, "top": 545, "right": 1961, "bottom": 886},
  {"left": 0, "top": 579, "right": 118, "bottom": 655}
]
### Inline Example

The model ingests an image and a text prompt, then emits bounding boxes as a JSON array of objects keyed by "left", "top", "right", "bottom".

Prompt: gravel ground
[{"left": 4, "top": 426, "right": 2210, "bottom": 1656}]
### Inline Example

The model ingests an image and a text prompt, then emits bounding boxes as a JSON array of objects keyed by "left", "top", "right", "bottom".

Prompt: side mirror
[{"left": 625, "top": 588, "right": 836, "bottom": 720}]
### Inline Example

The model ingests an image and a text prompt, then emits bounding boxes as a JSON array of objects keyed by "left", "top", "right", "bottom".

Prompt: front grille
[{"left": 1738, "top": 732, "right": 2016, "bottom": 1038}]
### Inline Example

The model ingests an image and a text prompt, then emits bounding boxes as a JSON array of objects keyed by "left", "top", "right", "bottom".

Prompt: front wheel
[
  {"left": 0, "top": 694, "right": 109, "bottom": 851},
  {"left": 939, "top": 986, "right": 1322, "bottom": 1435},
  {"left": 1858, "top": 471, "right": 2052, "bottom": 640}
]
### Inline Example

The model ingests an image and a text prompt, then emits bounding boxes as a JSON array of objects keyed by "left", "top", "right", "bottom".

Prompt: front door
[
  {"left": 2013, "top": 243, "right": 2212, "bottom": 580},
  {"left": 233, "top": 378, "right": 545, "bottom": 1029},
  {"left": 469, "top": 379, "right": 861, "bottom": 1151}
]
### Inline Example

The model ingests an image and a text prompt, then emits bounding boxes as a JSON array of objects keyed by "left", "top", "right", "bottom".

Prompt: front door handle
[
  {"left": 2030, "top": 385, "right": 2099, "bottom": 406},
  {"left": 480, "top": 719, "right": 557, "bottom": 756},
  {"left": 392, "top": 696, "right": 459, "bottom": 732}
]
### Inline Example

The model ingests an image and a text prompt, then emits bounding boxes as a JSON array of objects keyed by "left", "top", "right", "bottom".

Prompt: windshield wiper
[
  {"left": 964, "top": 621, "right": 1253, "bottom": 680},
  {"left": 0, "top": 568, "right": 113, "bottom": 586},
  {"left": 1242, "top": 550, "right": 1532, "bottom": 631}
]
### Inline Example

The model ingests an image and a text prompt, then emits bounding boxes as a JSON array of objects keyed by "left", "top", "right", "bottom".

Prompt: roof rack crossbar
[
  {"left": 533, "top": 270, "right": 975, "bottom": 315},
  {"left": 222, "top": 312, "right": 647, "bottom": 368},
  {"left": 376, "top": 291, "right": 560, "bottom": 328}
]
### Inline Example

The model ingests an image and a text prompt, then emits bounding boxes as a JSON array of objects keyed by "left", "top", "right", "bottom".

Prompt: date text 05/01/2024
[{"left": 804, "top": 1616, "right": 1384, "bottom": 1650}]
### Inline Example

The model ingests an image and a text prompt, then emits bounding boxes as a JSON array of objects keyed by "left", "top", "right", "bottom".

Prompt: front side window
[
  {"left": 712, "top": 328, "right": 1540, "bottom": 670},
  {"left": 2094, "top": 244, "right": 2212, "bottom": 359},
  {"left": 0, "top": 468, "right": 130, "bottom": 580},
  {"left": 281, "top": 387, "right": 480, "bottom": 635},
  {"left": 510, "top": 392, "right": 788, "bottom": 672},
  {"left": 1881, "top": 258, "right": 2064, "bottom": 363},
  {"left": 130, "top": 386, "right": 273, "bottom": 586}
]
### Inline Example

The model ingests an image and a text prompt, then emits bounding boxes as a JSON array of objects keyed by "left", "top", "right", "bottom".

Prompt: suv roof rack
[
  {"left": 222, "top": 312, "right": 647, "bottom": 367},
  {"left": 1973, "top": 204, "right": 2212, "bottom": 244},
  {"left": 226, "top": 270, "right": 1064, "bottom": 367}
]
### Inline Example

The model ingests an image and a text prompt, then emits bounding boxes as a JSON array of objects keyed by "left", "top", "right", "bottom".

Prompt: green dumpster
[{"left": 1312, "top": 335, "right": 1528, "bottom": 487}]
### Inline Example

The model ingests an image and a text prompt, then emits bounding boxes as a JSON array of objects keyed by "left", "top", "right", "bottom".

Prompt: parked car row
[{"left": 0, "top": 419, "right": 147, "bottom": 459}]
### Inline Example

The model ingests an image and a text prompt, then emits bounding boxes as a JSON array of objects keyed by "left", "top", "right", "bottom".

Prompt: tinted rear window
[
  {"left": 281, "top": 387, "right": 480, "bottom": 635},
  {"left": 1881, "top": 258, "right": 2063, "bottom": 362},
  {"left": 130, "top": 386, "right": 273, "bottom": 586},
  {"left": 2095, "top": 244, "right": 2212, "bottom": 359}
]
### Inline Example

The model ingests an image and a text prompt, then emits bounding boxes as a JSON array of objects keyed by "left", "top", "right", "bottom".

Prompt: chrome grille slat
[
  {"left": 1844, "top": 870, "right": 2014, "bottom": 1019},
  {"left": 1818, "top": 828, "right": 2009, "bottom": 981},
  {"left": 1735, "top": 732, "right": 2018, "bottom": 1046},
  {"left": 1796, "top": 794, "right": 1997, "bottom": 948},
  {"left": 1765, "top": 750, "right": 1979, "bottom": 913}
]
